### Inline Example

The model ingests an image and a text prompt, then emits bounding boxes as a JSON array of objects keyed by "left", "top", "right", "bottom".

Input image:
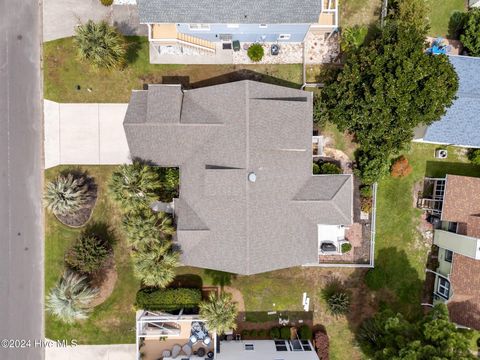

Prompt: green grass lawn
[
  {"left": 43, "top": 37, "right": 303, "bottom": 103},
  {"left": 341, "top": 0, "right": 382, "bottom": 27},
  {"left": 45, "top": 166, "right": 139, "bottom": 344},
  {"left": 372, "top": 143, "right": 480, "bottom": 319},
  {"left": 428, "top": 0, "right": 466, "bottom": 37}
]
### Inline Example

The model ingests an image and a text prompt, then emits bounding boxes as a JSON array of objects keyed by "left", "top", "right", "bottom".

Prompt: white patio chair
[
  {"left": 182, "top": 343, "right": 192, "bottom": 356},
  {"left": 171, "top": 344, "right": 181, "bottom": 358}
]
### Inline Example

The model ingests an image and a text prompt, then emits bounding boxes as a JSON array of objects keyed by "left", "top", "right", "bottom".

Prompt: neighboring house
[
  {"left": 414, "top": 55, "right": 480, "bottom": 148},
  {"left": 123, "top": 80, "right": 353, "bottom": 275},
  {"left": 137, "top": 0, "right": 338, "bottom": 63},
  {"left": 136, "top": 311, "right": 318, "bottom": 360},
  {"left": 421, "top": 175, "right": 480, "bottom": 329},
  {"left": 470, "top": 0, "right": 480, "bottom": 8}
]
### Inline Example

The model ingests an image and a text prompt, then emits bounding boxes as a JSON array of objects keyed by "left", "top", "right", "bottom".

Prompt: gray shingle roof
[
  {"left": 124, "top": 81, "right": 353, "bottom": 275},
  {"left": 137, "top": 0, "right": 323, "bottom": 24},
  {"left": 423, "top": 55, "right": 480, "bottom": 147}
]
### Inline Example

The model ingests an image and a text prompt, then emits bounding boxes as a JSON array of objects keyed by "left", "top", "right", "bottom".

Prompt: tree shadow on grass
[
  {"left": 362, "top": 247, "right": 424, "bottom": 320},
  {"left": 168, "top": 274, "right": 203, "bottom": 289},
  {"left": 124, "top": 36, "right": 143, "bottom": 65},
  {"left": 204, "top": 269, "right": 236, "bottom": 289},
  {"left": 425, "top": 161, "right": 480, "bottom": 178}
]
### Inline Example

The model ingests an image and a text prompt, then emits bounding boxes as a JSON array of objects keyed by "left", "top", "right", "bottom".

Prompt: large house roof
[
  {"left": 137, "top": 0, "right": 323, "bottom": 24},
  {"left": 422, "top": 55, "right": 480, "bottom": 148},
  {"left": 441, "top": 175, "right": 480, "bottom": 238},
  {"left": 124, "top": 81, "right": 353, "bottom": 275},
  {"left": 448, "top": 253, "right": 480, "bottom": 329}
]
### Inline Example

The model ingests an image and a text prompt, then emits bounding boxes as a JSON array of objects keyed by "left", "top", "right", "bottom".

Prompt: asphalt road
[{"left": 0, "top": 0, "right": 44, "bottom": 359}]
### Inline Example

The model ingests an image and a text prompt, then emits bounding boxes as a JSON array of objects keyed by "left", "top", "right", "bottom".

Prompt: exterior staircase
[{"left": 176, "top": 33, "right": 216, "bottom": 52}]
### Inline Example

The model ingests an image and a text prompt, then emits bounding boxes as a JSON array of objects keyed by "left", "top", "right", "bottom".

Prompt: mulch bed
[
  {"left": 88, "top": 255, "right": 118, "bottom": 308},
  {"left": 55, "top": 182, "right": 98, "bottom": 227}
]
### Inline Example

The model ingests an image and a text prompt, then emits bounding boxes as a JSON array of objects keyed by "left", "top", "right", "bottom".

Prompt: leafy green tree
[
  {"left": 109, "top": 162, "right": 161, "bottom": 212},
  {"left": 199, "top": 292, "right": 238, "bottom": 335},
  {"left": 122, "top": 209, "right": 175, "bottom": 248},
  {"left": 388, "top": 0, "right": 430, "bottom": 33},
  {"left": 74, "top": 20, "right": 126, "bottom": 69},
  {"left": 44, "top": 173, "right": 90, "bottom": 216},
  {"left": 247, "top": 44, "right": 264, "bottom": 62},
  {"left": 132, "top": 239, "right": 179, "bottom": 288},
  {"left": 65, "top": 233, "right": 109, "bottom": 274},
  {"left": 317, "top": 22, "right": 458, "bottom": 184},
  {"left": 358, "top": 304, "right": 475, "bottom": 359},
  {"left": 460, "top": 8, "right": 480, "bottom": 57},
  {"left": 46, "top": 272, "right": 98, "bottom": 323}
]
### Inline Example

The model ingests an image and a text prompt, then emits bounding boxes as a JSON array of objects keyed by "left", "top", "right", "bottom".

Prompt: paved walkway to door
[{"left": 44, "top": 100, "right": 131, "bottom": 168}]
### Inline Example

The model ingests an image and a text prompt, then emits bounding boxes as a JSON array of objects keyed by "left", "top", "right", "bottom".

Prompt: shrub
[
  {"left": 44, "top": 173, "right": 90, "bottom": 216},
  {"left": 341, "top": 243, "right": 352, "bottom": 254},
  {"left": 109, "top": 162, "right": 161, "bottom": 213},
  {"left": 75, "top": 20, "right": 126, "bottom": 69},
  {"left": 448, "top": 10, "right": 467, "bottom": 40},
  {"left": 247, "top": 44, "right": 264, "bottom": 62},
  {"left": 241, "top": 329, "right": 249, "bottom": 338},
  {"left": 322, "top": 279, "right": 350, "bottom": 316},
  {"left": 270, "top": 327, "right": 280, "bottom": 339},
  {"left": 327, "top": 292, "right": 350, "bottom": 316},
  {"left": 364, "top": 268, "right": 387, "bottom": 290},
  {"left": 250, "top": 330, "right": 258, "bottom": 338},
  {"left": 468, "top": 149, "right": 480, "bottom": 165},
  {"left": 359, "top": 185, "right": 372, "bottom": 198},
  {"left": 460, "top": 9, "right": 480, "bottom": 57},
  {"left": 280, "top": 326, "right": 291, "bottom": 340},
  {"left": 100, "top": 0, "right": 113, "bottom": 5},
  {"left": 133, "top": 240, "right": 179, "bottom": 288},
  {"left": 135, "top": 288, "right": 202, "bottom": 311},
  {"left": 257, "top": 329, "right": 267, "bottom": 338},
  {"left": 46, "top": 272, "right": 98, "bottom": 323},
  {"left": 199, "top": 292, "right": 238, "bottom": 335},
  {"left": 298, "top": 325, "right": 313, "bottom": 340},
  {"left": 390, "top": 156, "right": 412, "bottom": 178},
  {"left": 313, "top": 162, "right": 321, "bottom": 175},
  {"left": 360, "top": 196, "right": 373, "bottom": 213},
  {"left": 65, "top": 233, "right": 109, "bottom": 274},
  {"left": 314, "top": 330, "right": 329, "bottom": 360},
  {"left": 320, "top": 162, "right": 342, "bottom": 174}
]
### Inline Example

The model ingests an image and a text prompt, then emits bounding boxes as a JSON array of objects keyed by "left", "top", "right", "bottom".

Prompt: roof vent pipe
[{"left": 248, "top": 172, "right": 256, "bottom": 183}]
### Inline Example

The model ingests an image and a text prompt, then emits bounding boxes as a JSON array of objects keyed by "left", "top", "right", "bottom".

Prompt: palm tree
[
  {"left": 46, "top": 272, "right": 98, "bottom": 324},
  {"left": 109, "top": 162, "right": 161, "bottom": 212},
  {"left": 44, "top": 173, "right": 90, "bottom": 216},
  {"left": 74, "top": 20, "right": 126, "bottom": 69},
  {"left": 122, "top": 210, "right": 175, "bottom": 248},
  {"left": 199, "top": 292, "right": 238, "bottom": 335},
  {"left": 132, "top": 239, "right": 179, "bottom": 288}
]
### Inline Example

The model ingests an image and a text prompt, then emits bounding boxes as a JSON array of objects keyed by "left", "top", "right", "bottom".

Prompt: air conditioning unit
[{"left": 435, "top": 149, "right": 448, "bottom": 159}]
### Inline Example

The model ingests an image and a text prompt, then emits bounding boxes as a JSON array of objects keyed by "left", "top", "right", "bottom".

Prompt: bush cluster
[
  {"left": 314, "top": 330, "right": 329, "bottom": 360},
  {"left": 390, "top": 156, "right": 412, "bottom": 178},
  {"left": 322, "top": 279, "right": 350, "bottom": 316},
  {"left": 468, "top": 149, "right": 480, "bottom": 165},
  {"left": 360, "top": 196, "right": 373, "bottom": 213},
  {"left": 319, "top": 162, "right": 342, "bottom": 174},
  {"left": 65, "top": 233, "right": 109, "bottom": 274},
  {"left": 100, "top": 0, "right": 113, "bottom": 5},
  {"left": 247, "top": 44, "right": 264, "bottom": 62},
  {"left": 135, "top": 288, "right": 202, "bottom": 311},
  {"left": 341, "top": 243, "right": 352, "bottom": 254},
  {"left": 298, "top": 325, "right": 313, "bottom": 340}
]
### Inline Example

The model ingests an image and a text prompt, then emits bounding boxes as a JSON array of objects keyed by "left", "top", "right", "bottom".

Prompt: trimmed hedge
[
  {"left": 135, "top": 288, "right": 202, "bottom": 311},
  {"left": 298, "top": 325, "right": 313, "bottom": 340}
]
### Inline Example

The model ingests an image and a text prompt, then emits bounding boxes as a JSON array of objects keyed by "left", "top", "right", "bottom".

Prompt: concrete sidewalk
[
  {"left": 43, "top": 0, "right": 147, "bottom": 42},
  {"left": 44, "top": 100, "right": 131, "bottom": 168},
  {"left": 45, "top": 343, "right": 136, "bottom": 360}
]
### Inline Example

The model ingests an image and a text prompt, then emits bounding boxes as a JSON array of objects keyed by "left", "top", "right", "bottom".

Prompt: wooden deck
[{"left": 151, "top": 24, "right": 216, "bottom": 51}]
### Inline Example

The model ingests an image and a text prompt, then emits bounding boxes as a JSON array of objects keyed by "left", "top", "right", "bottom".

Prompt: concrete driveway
[
  {"left": 44, "top": 100, "right": 131, "bottom": 168},
  {"left": 43, "top": 0, "right": 147, "bottom": 41},
  {"left": 45, "top": 343, "right": 136, "bottom": 360}
]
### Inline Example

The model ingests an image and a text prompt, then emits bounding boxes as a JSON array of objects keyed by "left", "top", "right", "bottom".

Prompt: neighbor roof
[
  {"left": 441, "top": 175, "right": 480, "bottom": 238},
  {"left": 137, "top": 0, "right": 323, "bottom": 24},
  {"left": 422, "top": 56, "right": 480, "bottom": 147},
  {"left": 448, "top": 253, "right": 480, "bottom": 330},
  {"left": 124, "top": 81, "right": 353, "bottom": 275}
]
